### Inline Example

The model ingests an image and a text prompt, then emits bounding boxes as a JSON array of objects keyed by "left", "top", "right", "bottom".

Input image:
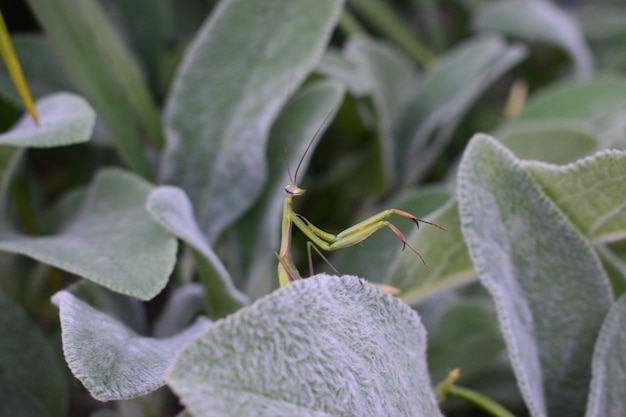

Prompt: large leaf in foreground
[
  {"left": 0, "top": 169, "right": 177, "bottom": 300},
  {"left": 457, "top": 135, "right": 612, "bottom": 417},
  {"left": 167, "top": 274, "right": 442, "bottom": 417},
  {"left": 53, "top": 286, "right": 211, "bottom": 401},
  {"left": 162, "top": 0, "right": 344, "bottom": 242}
]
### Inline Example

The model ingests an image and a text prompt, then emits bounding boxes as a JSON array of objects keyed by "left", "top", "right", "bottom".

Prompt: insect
[{"left": 275, "top": 107, "right": 447, "bottom": 288}]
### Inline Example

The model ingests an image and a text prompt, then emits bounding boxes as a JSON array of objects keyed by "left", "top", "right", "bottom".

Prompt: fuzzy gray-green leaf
[
  {"left": 524, "top": 149, "right": 626, "bottom": 243},
  {"left": 167, "top": 274, "right": 443, "bottom": 417},
  {"left": 495, "top": 120, "right": 598, "bottom": 164},
  {"left": 147, "top": 185, "right": 249, "bottom": 317},
  {"left": 0, "top": 93, "right": 95, "bottom": 147},
  {"left": 393, "top": 35, "right": 526, "bottom": 184},
  {"left": 0, "top": 169, "right": 177, "bottom": 300},
  {"left": 161, "top": 0, "right": 344, "bottom": 242},
  {"left": 52, "top": 287, "right": 211, "bottom": 401},
  {"left": 474, "top": 0, "right": 593, "bottom": 78},
  {"left": 457, "top": 134, "right": 612, "bottom": 417}
]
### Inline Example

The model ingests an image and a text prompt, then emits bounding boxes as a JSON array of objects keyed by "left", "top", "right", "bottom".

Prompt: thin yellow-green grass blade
[{"left": 0, "top": 10, "right": 39, "bottom": 125}]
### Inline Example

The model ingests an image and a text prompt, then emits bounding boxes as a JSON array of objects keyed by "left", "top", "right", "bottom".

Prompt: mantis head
[{"left": 285, "top": 183, "right": 305, "bottom": 197}]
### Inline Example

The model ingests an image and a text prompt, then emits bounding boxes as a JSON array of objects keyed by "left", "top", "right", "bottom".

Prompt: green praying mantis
[{"left": 275, "top": 107, "right": 447, "bottom": 288}]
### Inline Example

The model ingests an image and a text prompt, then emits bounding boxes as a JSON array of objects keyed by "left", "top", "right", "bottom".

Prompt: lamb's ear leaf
[
  {"left": 161, "top": 0, "right": 345, "bottom": 242},
  {"left": 167, "top": 274, "right": 443, "bottom": 417},
  {"left": 473, "top": 0, "right": 592, "bottom": 78},
  {"left": 393, "top": 35, "right": 526, "bottom": 184},
  {"left": 0, "top": 93, "right": 94, "bottom": 147},
  {"left": 52, "top": 285, "right": 211, "bottom": 401},
  {"left": 0, "top": 169, "right": 177, "bottom": 300},
  {"left": 147, "top": 185, "right": 249, "bottom": 318},
  {"left": 523, "top": 149, "right": 626, "bottom": 243},
  {"left": 495, "top": 120, "right": 598, "bottom": 164},
  {"left": 457, "top": 134, "right": 612, "bottom": 417}
]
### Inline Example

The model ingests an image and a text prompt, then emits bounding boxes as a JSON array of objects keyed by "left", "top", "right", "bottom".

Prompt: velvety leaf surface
[
  {"left": 52, "top": 287, "right": 212, "bottom": 401},
  {"left": 161, "top": 0, "right": 344, "bottom": 242},
  {"left": 0, "top": 93, "right": 94, "bottom": 147},
  {"left": 0, "top": 292, "right": 68, "bottom": 417},
  {"left": 0, "top": 169, "right": 177, "bottom": 300},
  {"left": 585, "top": 294, "right": 626, "bottom": 417},
  {"left": 167, "top": 274, "right": 443, "bottom": 417},
  {"left": 474, "top": 0, "right": 593, "bottom": 78},
  {"left": 147, "top": 185, "right": 249, "bottom": 317},
  {"left": 524, "top": 149, "right": 626, "bottom": 243},
  {"left": 66, "top": 279, "right": 149, "bottom": 335},
  {"left": 457, "top": 134, "right": 612, "bottom": 417}
]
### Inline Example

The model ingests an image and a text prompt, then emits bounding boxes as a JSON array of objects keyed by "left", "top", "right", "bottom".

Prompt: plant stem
[{"left": 447, "top": 385, "right": 517, "bottom": 417}]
